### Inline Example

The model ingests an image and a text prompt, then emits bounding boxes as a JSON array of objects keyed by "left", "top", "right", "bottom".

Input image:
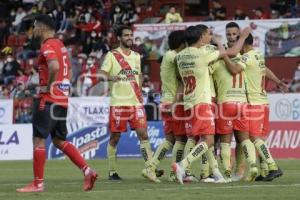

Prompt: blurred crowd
[{"left": 0, "top": 0, "right": 299, "bottom": 123}]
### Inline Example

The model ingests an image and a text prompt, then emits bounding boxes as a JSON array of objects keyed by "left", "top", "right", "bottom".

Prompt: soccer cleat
[
  {"left": 244, "top": 167, "right": 258, "bottom": 182},
  {"left": 224, "top": 170, "right": 232, "bottom": 183},
  {"left": 212, "top": 169, "right": 227, "bottom": 183},
  {"left": 155, "top": 169, "right": 164, "bottom": 178},
  {"left": 142, "top": 168, "right": 161, "bottom": 183},
  {"left": 200, "top": 174, "right": 215, "bottom": 183},
  {"left": 263, "top": 168, "right": 283, "bottom": 182},
  {"left": 232, "top": 173, "right": 244, "bottom": 182},
  {"left": 255, "top": 175, "right": 266, "bottom": 181},
  {"left": 16, "top": 181, "right": 44, "bottom": 193},
  {"left": 172, "top": 163, "right": 185, "bottom": 185},
  {"left": 108, "top": 171, "right": 122, "bottom": 181},
  {"left": 84, "top": 169, "right": 98, "bottom": 191},
  {"left": 183, "top": 172, "right": 199, "bottom": 183}
]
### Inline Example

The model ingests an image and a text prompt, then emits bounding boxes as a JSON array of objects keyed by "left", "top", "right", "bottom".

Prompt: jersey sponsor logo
[
  {"left": 118, "top": 69, "right": 139, "bottom": 76},
  {"left": 58, "top": 79, "right": 71, "bottom": 96}
]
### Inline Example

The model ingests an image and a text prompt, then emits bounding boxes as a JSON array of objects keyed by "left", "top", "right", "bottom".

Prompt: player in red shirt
[{"left": 16, "top": 15, "right": 98, "bottom": 193}]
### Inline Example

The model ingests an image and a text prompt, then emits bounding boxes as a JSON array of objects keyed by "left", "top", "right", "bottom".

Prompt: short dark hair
[
  {"left": 184, "top": 25, "right": 208, "bottom": 46},
  {"left": 116, "top": 25, "right": 132, "bottom": 37},
  {"left": 35, "top": 14, "right": 56, "bottom": 30},
  {"left": 226, "top": 22, "right": 240, "bottom": 29},
  {"left": 244, "top": 33, "right": 253, "bottom": 45},
  {"left": 168, "top": 30, "right": 185, "bottom": 50}
]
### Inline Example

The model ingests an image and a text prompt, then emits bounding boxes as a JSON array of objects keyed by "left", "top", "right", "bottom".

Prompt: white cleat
[
  {"left": 142, "top": 168, "right": 161, "bottom": 183},
  {"left": 200, "top": 176, "right": 215, "bottom": 183},
  {"left": 213, "top": 169, "right": 227, "bottom": 183},
  {"left": 183, "top": 174, "right": 199, "bottom": 183},
  {"left": 172, "top": 163, "right": 185, "bottom": 185},
  {"left": 232, "top": 173, "right": 244, "bottom": 182}
]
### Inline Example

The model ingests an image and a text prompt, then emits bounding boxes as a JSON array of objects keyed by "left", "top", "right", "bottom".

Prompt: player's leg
[
  {"left": 169, "top": 135, "right": 186, "bottom": 182},
  {"left": 16, "top": 99, "right": 55, "bottom": 193},
  {"left": 219, "top": 134, "right": 232, "bottom": 181}
]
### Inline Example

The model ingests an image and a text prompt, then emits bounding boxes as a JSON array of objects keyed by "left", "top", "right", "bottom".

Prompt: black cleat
[
  {"left": 108, "top": 172, "right": 122, "bottom": 181},
  {"left": 263, "top": 168, "right": 283, "bottom": 182},
  {"left": 155, "top": 169, "right": 164, "bottom": 177},
  {"left": 255, "top": 175, "right": 266, "bottom": 181}
]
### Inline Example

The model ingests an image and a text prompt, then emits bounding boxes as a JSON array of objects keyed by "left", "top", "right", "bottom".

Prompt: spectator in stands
[
  {"left": 1, "top": 53, "right": 22, "bottom": 85},
  {"left": 53, "top": 4, "right": 68, "bottom": 33},
  {"left": 111, "top": 4, "right": 125, "bottom": 25},
  {"left": 0, "top": 86, "right": 10, "bottom": 99},
  {"left": 122, "top": 3, "right": 139, "bottom": 25},
  {"left": 80, "top": 56, "right": 98, "bottom": 96},
  {"left": 234, "top": 6, "right": 249, "bottom": 20},
  {"left": 290, "top": 61, "right": 300, "bottom": 92},
  {"left": 164, "top": 6, "right": 183, "bottom": 23},
  {"left": 12, "top": 7, "right": 27, "bottom": 33},
  {"left": 253, "top": 7, "right": 269, "bottom": 19},
  {"left": 133, "top": 36, "right": 149, "bottom": 73},
  {"left": 270, "top": 10, "right": 281, "bottom": 19},
  {"left": 0, "top": 19, "right": 9, "bottom": 47},
  {"left": 209, "top": 0, "right": 227, "bottom": 20}
]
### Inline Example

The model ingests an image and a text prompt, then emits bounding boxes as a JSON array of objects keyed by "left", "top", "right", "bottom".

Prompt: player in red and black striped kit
[{"left": 17, "top": 15, "right": 98, "bottom": 193}]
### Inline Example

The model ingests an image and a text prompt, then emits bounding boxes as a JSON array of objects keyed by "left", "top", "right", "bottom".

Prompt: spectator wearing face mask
[
  {"left": 80, "top": 56, "right": 98, "bottom": 96},
  {"left": 234, "top": 6, "right": 249, "bottom": 20},
  {"left": 290, "top": 61, "right": 300, "bottom": 92},
  {"left": 12, "top": 7, "right": 27, "bottom": 33},
  {"left": 1, "top": 54, "right": 22, "bottom": 85},
  {"left": 253, "top": 7, "right": 269, "bottom": 19},
  {"left": 111, "top": 4, "right": 124, "bottom": 25}
]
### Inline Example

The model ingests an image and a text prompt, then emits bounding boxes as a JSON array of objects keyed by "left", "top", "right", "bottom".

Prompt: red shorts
[
  {"left": 109, "top": 106, "right": 147, "bottom": 133},
  {"left": 161, "top": 103, "right": 186, "bottom": 135},
  {"left": 184, "top": 103, "right": 215, "bottom": 136},
  {"left": 216, "top": 102, "right": 249, "bottom": 134},
  {"left": 248, "top": 104, "right": 269, "bottom": 137}
]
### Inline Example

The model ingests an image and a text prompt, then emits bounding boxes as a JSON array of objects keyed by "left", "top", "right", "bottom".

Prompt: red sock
[
  {"left": 33, "top": 147, "right": 46, "bottom": 185},
  {"left": 60, "top": 141, "right": 88, "bottom": 171}
]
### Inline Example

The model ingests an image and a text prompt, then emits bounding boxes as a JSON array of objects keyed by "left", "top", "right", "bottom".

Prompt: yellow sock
[
  {"left": 259, "top": 156, "right": 269, "bottom": 177},
  {"left": 220, "top": 143, "right": 231, "bottom": 172},
  {"left": 180, "top": 142, "right": 208, "bottom": 169},
  {"left": 241, "top": 139, "right": 256, "bottom": 168},
  {"left": 107, "top": 144, "right": 117, "bottom": 173},
  {"left": 140, "top": 140, "right": 153, "bottom": 167},
  {"left": 183, "top": 138, "right": 196, "bottom": 174},
  {"left": 254, "top": 138, "right": 278, "bottom": 171},
  {"left": 200, "top": 153, "right": 210, "bottom": 178},
  {"left": 207, "top": 146, "right": 219, "bottom": 171},
  {"left": 172, "top": 141, "right": 185, "bottom": 163},
  {"left": 150, "top": 139, "right": 173, "bottom": 170},
  {"left": 235, "top": 143, "right": 245, "bottom": 174}
]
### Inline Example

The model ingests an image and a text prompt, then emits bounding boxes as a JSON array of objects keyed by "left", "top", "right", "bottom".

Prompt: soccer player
[
  {"left": 16, "top": 15, "right": 98, "bottom": 193},
  {"left": 240, "top": 34, "right": 286, "bottom": 181},
  {"left": 210, "top": 22, "right": 259, "bottom": 182},
  {"left": 98, "top": 25, "right": 155, "bottom": 181},
  {"left": 172, "top": 24, "right": 251, "bottom": 184},
  {"left": 142, "top": 30, "right": 187, "bottom": 182}
]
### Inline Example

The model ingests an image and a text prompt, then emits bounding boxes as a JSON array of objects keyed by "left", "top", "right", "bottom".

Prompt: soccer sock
[
  {"left": 33, "top": 147, "right": 46, "bottom": 184},
  {"left": 241, "top": 139, "right": 256, "bottom": 168},
  {"left": 220, "top": 143, "right": 231, "bottom": 172},
  {"left": 172, "top": 141, "right": 185, "bottom": 163},
  {"left": 107, "top": 143, "right": 117, "bottom": 174},
  {"left": 235, "top": 143, "right": 245, "bottom": 174},
  {"left": 200, "top": 153, "right": 210, "bottom": 178},
  {"left": 180, "top": 142, "right": 208, "bottom": 170},
  {"left": 259, "top": 156, "right": 269, "bottom": 177},
  {"left": 207, "top": 146, "right": 219, "bottom": 172},
  {"left": 149, "top": 139, "right": 173, "bottom": 170},
  {"left": 60, "top": 141, "right": 88, "bottom": 172},
  {"left": 140, "top": 140, "right": 153, "bottom": 167},
  {"left": 183, "top": 138, "right": 196, "bottom": 174},
  {"left": 254, "top": 138, "right": 278, "bottom": 171}
]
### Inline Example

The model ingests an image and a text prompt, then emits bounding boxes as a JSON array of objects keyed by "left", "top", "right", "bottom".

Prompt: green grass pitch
[{"left": 0, "top": 159, "right": 300, "bottom": 200}]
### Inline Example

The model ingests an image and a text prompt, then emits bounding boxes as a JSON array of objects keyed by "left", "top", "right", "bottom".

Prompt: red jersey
[{"left": 38, "top": 38, "right": 71, "bottom": 107}]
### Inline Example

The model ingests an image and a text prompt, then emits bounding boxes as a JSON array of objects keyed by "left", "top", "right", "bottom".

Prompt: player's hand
[
  {"left": 212, "top": 34, "right": 222, "bottom": 45},
  {"left": 240, "top": 27, "right": 252, "bottom": 39},
  {"left": 110, "top": 76, "right": 120, "bottom": 82},
  {"left": 278, "top": 81, "right": 289, "bottom": 93}
]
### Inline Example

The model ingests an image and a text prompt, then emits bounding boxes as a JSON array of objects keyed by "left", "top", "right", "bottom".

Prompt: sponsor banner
[
  {"left": 134, "top": 18, "right": 300, "bottom": 57},
  {"left": 268, "top": 93, "right": 300, "bottom": 121},
  {"left": 0, "top": 99, "right": 13, "bottom": 124},
  {"left": 66, "top": 97, "right": 110, "bottom": 133},
  {"left": 267, "top": 122, "right": 300, "bottom": 159},
  {"left": 0, "top": 124, "right": 33, "bottom": 160},
  {"left": 46, "top": 121, "right": 165, "bottom": 159}
]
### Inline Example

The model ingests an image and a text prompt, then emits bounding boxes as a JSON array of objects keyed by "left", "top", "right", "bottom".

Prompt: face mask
[
  {"left": 298, "top": 65, "right": 300, "bottom": 70},
  {"left": 10, "top": 11, "right": 15, "bottom": 16},
  {"left": 78, "top": 58, "right": 84, "bottom": 64},
  {"left": 7, "top": 57, "right": 13, "bottom": 62},
  {"left": 115, "top": 8, "right": 121, "bottom": 12},
  {"left": 88, "top": 9, "right": 93, "bottom": 13},
  {"left": 29, "top": 59, "right": 34, "bottom": 65},
  {"left": 91, "top": 32, "right": 97, "bottom": 38},
  {"left": 135, "top": 41, "right": 141, "bottom": 46}
]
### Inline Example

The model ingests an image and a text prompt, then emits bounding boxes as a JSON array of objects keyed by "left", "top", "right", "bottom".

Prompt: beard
[{"left": 122, "top": 39, "right": 133, "bottom": 48}]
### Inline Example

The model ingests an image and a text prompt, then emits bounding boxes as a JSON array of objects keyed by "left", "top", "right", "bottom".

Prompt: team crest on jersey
[
  {"left": 137, "top": 109, "right": 145, "bottom": 118},
  {"left": 242, "top": 55, "right": 249, "bottom": 63}
]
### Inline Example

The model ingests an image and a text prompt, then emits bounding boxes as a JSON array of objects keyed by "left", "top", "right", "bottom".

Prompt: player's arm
[
  {"left": 97, "top": 70, "right": 119, "bottom": 82},
  {"left": 224, "top": 27, "right": 251, "bottom": 57},
  {"left": 223, "top": 56, "right": 245, "bottom": 74},
  {"left": 266, "top": 67, "right": 289, "bottom": 92},
  {"left": 97, "top": 52, "right": 119, "bottom": 82}
]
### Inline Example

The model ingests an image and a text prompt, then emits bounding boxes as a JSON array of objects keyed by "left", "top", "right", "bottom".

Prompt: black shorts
[{"left": 32, "top": 98, "right": 68, "bottom": 140}]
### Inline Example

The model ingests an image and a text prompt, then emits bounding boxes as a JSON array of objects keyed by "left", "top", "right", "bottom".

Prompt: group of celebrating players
[{"left": 16, "top": 14, "right": 286, "bottom": 193}]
